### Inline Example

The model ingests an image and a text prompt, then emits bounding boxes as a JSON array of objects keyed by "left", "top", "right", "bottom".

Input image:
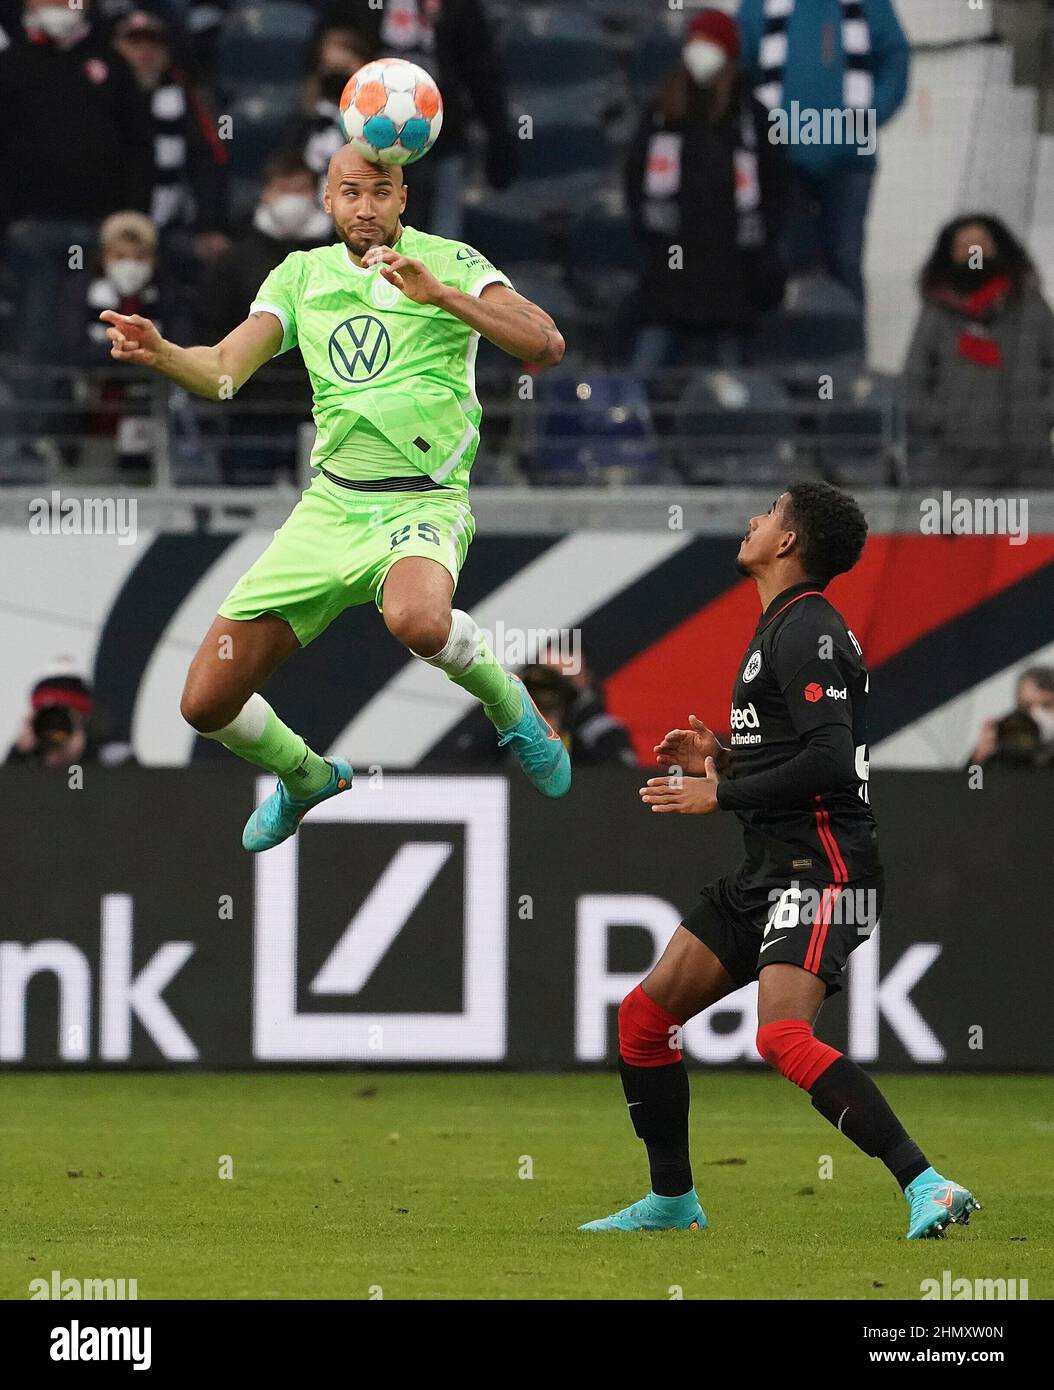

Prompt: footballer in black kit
[
  {"left": 580, "top": 483, "right": 980, "bottom": 1240},
  {"left": 686, "top": 574, "right": 884, "bottom": 996}
]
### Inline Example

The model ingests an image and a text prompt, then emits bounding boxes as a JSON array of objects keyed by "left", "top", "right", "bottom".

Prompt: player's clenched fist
[
  {"left": 362, "top": 245, "right": 443, "bottom": 304},
  {"left": 99, "top": 310, "right": 165, "bottom": 366},
  {"left": 654, "top": 715, "right": 725, "bottom": 775}
]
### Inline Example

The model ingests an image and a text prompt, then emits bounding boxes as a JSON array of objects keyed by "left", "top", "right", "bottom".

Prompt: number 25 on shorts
[{"left": 390, "top": 521, "right": 441, "bottom": 550}]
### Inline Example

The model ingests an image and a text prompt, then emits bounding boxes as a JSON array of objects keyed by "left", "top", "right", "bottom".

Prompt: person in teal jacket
[{"left": 737, "top": 0, "right": 909, "bottom": 304}]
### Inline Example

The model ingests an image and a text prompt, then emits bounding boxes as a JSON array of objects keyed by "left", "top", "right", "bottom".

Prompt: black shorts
[{"left": 682, "top": 870, "right": 885, "bottom": 997}]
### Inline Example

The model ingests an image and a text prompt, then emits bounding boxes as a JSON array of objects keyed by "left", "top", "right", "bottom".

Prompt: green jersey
[{"left": 250, "top": 225, "right": 512, "bottom": 492}]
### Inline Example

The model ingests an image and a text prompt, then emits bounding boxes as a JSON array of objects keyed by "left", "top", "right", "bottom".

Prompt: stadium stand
[{"left": 0, "top": 0, "right": 1052, "bottom": 490}]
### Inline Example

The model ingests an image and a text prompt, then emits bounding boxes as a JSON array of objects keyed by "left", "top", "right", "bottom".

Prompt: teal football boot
[
  {"left": 905, "top": 1167, "right": 981, "bottom": 1239},
  {"left": 242, "top": 757, "right": 354, "bottom": 852},
  {"left": 579, "top": 1190, "right": 707, "bottom": 1232},
  {"left": 498, "top": 674, "right": 571, "bottom": 798}
]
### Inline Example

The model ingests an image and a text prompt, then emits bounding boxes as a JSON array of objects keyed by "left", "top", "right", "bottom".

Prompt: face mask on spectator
[
  {"left": 683, "top": 40, "right": 726, "bottom": 85},
  {"left": 25, "top": 5, "right": 87, "bottom": 42},
  {"left": 108, "top": 259, "right": 153, "bottom": 296},
  {"left": 949, "top": 256, "right": 1001, "bottom": 292},
  {"left": 257, "top": 194, "right": 328, "bottom": 240}
]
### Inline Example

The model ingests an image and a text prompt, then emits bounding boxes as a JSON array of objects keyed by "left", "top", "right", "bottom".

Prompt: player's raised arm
[
  {"left": 99, "top": 308, "right": 284, "bottom": 401},
  {"left": 454, "top": 282, "right": 565, "bottom": 367},
  {"left": 361, "top": 246, "right": 564, "bottom": 367}
]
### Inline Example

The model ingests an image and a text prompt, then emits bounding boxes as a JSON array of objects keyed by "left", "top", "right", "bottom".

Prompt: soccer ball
[{"left": 339, "top": 58, "right": 443, "bottom": 167}]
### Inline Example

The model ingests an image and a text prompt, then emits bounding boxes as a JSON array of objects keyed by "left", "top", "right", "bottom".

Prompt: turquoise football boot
[
  {"left": 905, "top": 1167, "right": 981, "bottom": 1239},
  {"left": 498, "top": 675, "right": 571, "bottom": 798},
  {"left": 579, "top": 1190, "right": 707, "bottom": 1232},
  {"left": 242, "top": 757, "right": 354, "bottom": 852}
]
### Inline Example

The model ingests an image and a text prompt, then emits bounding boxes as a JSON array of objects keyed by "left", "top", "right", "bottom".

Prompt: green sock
[
  {"left": 214, "top": 699, "right": 332, "bottom": 798},
  {"left": 448, "top": 644, "right": 523, "bottom": 730}
]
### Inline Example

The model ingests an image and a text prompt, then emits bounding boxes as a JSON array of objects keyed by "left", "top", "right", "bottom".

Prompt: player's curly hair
[{"left": 783, "top": 482, "right": 868, "bottom": 587}]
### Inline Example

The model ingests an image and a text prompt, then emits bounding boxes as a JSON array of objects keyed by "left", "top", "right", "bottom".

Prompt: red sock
[
  {"left": 618, "top": 984, "right": 684, "bottom": 1066},
  {"left": 755, "top": 1018, "right": 840, "bottom": 1091}
]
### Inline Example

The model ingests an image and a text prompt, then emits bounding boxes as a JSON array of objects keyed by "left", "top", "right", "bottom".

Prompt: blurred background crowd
[{"left": 1, "top": 0, "right": 1053, "bottom": 488}]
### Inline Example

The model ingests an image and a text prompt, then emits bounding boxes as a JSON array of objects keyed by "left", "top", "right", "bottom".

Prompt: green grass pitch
[{"left": 1, "top": 1072, "right": 1047, "bottom": 1300}]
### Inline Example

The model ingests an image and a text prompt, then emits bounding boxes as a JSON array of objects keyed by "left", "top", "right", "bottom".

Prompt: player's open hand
[
  {"left": 654, "top": 715, "right": 722, "bottom": 776},
  {"left": 99, "top": 310, "right": 164, "bottom": 367},
  {"left": 640, "top": 757, "right": 721, "bottom": 815},
  {"left": 361, "top": 246, "right": 443, "bottom": 304}
]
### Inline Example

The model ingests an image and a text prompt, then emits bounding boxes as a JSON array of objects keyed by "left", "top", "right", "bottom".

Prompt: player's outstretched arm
[{"left": 99, "top": 309, "right": 283, "bottom": 401}]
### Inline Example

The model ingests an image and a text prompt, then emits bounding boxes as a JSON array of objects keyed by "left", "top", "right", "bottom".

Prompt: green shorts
[{"left": 218, "top": 472, "right": 475, "bottom": 646}]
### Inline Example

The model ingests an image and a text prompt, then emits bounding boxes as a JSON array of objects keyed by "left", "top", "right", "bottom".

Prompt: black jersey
[{"left": 717, "top": 581, "right": 880, "bottom": 887}]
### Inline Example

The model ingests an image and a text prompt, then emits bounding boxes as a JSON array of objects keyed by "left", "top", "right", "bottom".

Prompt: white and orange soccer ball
[{"left": 339, "top": 58, "right": 443, "bottom": 166}]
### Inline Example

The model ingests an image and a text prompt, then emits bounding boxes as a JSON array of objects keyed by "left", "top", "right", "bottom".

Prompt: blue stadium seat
[
  {"left": 675, "top": 369, "right": 805, "bottom": 485},
  {"left": 531, "top": 369, "right": 667, "bottom": 485},
  {"left": 806, "top": 374, "right": 898, "bottom": 487},
  {"left": 627, "top": 22, "right": 682, "bottom": 105},
  {"left": 463, "top": 198, "right": 547, "bottom": 266},
  {"left": 515, "top": 121, "right": 611, "bottom": 185},
  {"left": 570, "top": 203, "right": 637, "bottom": 271},
  {"left": 753, "top": 274, "right": 866, "bottom": 370},
  {"left": 585, "top": 0, "right": 653, "bottom": 23},
  {"left": 501, "top": 9, "right": 618, "bottom": 89},
  {"left": 509, "top": 80, "right": 617, "bottom": 126},
  {"left": 224, "top": 85, "right": 301, "bottom": 184},
  {"left": 216, "top": 3, "right": 316, "bottom": 92},
  {"left": 499, "top": 266, "right": 578, "bottom": 325}
]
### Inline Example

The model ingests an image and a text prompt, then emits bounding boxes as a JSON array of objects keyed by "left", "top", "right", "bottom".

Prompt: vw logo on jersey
[
  {"left": 328, "top": 315, "right": 391, "bottom": 383},
  {"left": 743, "top": 650, "right": 762, "bottom": 683}
]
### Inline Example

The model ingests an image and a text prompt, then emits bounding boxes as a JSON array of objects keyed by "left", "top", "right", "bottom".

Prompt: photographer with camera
[
  {"left": 6, "top": 671, "right": 131, "bottom": 769},
  {"left": 968, "top": 666, "right": 1054, "bottom": 771}
]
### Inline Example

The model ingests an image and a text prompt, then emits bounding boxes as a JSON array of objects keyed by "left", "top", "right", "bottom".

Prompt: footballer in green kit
[{"left": 101, "top": 146, "right": 571, "bottom": 849}]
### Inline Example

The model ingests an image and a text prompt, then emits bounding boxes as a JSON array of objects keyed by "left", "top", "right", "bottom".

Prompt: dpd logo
[{"left": 328, "top": 315, "right": 390, "bottom": 383}]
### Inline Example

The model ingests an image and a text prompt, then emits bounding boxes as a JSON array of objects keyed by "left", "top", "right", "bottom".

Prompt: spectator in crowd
[
  {"left": 542, "top": 651, "right": 638, "bottom": 767},
  {"left": 969, "top": 667, "right": 1054, "bottom": 770},
  {"left": 6, "top": 670, "right": 133, "bottom": 769},
  {"left": 112, "top": 8, "right": 231, "bottom": 277},
  {"left": 289, "top": 22, "right": 377, "bottom": 202},
  {"left": 625, "top": 8, "right": 789, "bottom": 378},
  {"left": 81, "top": 211, "right": 182, "bottom": 474},
  {"left": 197, "top": 149, "right": 331, "bottom": 340},
  {"left": 197, "top": 150, "right": 329, "bottom": 482},
  {"left": 86, "top": 212, "right": 164, "bottom": 338},
  {"left": 313, "top": 0, "right": 520, "bottom": 239},
  {"left": 903, "top": 214, "right": 1054, "bottom": 485},
  {"left": 0, "top": 0, "right": 153, "bottom": 364},
  {"left": 737, "top": 0, "right": 910, "bottom": 307}
]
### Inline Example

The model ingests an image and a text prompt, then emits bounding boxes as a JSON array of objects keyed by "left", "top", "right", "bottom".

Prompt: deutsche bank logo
[
  {"left": 328, "top": 315, "right": 390, "bottom": 383},
  {"left": 252, "top": 776, "right": 508, "bottom": 1061}
]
